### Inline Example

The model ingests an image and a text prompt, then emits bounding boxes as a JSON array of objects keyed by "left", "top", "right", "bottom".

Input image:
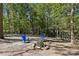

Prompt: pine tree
[{"left": 0, "top": 3, "right": 4, "bottom": 39}]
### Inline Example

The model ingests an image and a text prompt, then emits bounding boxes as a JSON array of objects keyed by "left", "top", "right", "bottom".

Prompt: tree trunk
[
  {"left": 70, "top": 4, "right": 74, "bottom": 44},
  {"left": 0, "top": 3, "right": 4, "bottom": 39}
]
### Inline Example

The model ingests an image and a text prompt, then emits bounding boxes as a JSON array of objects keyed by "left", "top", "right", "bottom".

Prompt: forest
[
  {"left": 3, "top": 3, "right": 72, "bottom": 35},
  {"left": 0, "top": 3, "right": 79, "bottom": 55},
  {"left": 2, "top": 3, "right": 79, "bottom": 43}
]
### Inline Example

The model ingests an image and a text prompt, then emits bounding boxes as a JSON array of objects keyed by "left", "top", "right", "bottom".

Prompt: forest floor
[{"left": 0, "top": 37, "right": 79, "bottom": 56}]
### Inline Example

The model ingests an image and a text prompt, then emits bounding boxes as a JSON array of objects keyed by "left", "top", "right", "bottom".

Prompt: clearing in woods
[{"left": 0, "top": 37, "right": 79, "bottom": 56}]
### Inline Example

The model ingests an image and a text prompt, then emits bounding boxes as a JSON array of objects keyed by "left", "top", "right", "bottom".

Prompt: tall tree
[
  {"left": 70, "top": 4, "right": 75, "bottom": 44},
  {"left": 0, "top": 3, "right": 4, "bottom": 39}
]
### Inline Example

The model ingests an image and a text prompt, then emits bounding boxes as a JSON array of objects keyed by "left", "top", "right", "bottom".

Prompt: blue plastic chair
[
  {"left": 40, "top": 32, "right": 47, "bottom": 41},
  {"left": 21, "top": 33, "right": 29, "bottom": 43}
]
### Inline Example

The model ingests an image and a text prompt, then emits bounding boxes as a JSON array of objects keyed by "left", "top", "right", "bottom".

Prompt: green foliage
[{"left": 3, "top": 3, "right": 79, "bottom": 37}]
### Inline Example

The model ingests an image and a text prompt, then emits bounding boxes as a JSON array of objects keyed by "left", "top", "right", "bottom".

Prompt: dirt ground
[{"left": 0, "top": 37, "right": 79, "bottom": 56}]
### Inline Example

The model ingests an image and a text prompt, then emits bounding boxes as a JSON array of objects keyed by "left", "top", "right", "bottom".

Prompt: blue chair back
[
  {"left": 21, "top": 33, "right": 29, "bottom": 43},
  {"left": 40, "top": 32, "right": 46, "bottom": 41}
]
